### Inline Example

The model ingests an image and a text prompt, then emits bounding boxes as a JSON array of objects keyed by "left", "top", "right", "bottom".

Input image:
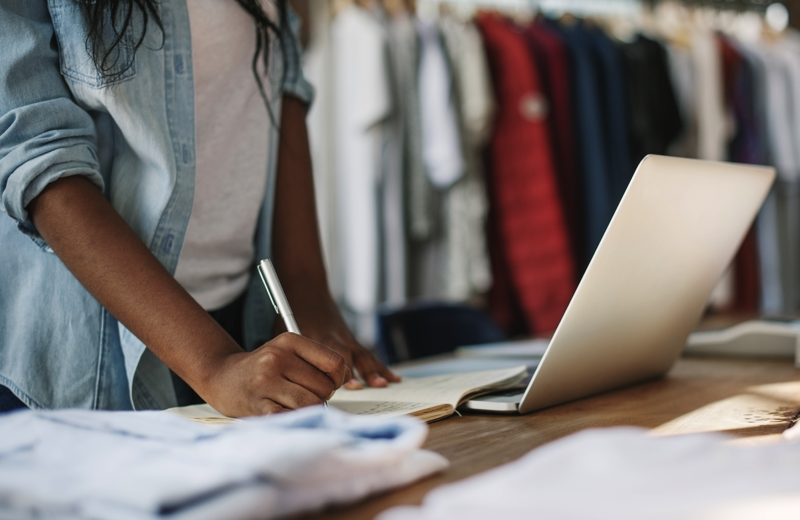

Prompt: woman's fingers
[
  {"left": 352, "top": 349, "right": 389, "bottom": 387},
  {"left": 283, "top": 354, "right": 338, "bottom": 401},
  {"left": 275, "top": 332, "right": 348, "bottom": 388},
  {"left": 344, "top": 378, "right": 363, "bottom": 390},
  {"left": 268, "top": 380, "right": 326, "bottom": 410},
  {"left": 259, "top": 399, "right": 291, "bottom": 415}
]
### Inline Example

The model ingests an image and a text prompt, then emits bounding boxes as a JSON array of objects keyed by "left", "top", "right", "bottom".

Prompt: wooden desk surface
[{"left": 299, "top": 356, "right": 800, "bottom": 520}]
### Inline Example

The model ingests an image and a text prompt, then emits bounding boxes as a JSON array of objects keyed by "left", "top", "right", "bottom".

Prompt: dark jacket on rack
[{"left": 524, "top": 22, "right": 585, "bottom": 274}]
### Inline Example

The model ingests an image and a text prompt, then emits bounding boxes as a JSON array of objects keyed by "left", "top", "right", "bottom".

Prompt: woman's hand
[
  {"left": 291, "top": 302, "right": 401, "bottom": 390},
  {"left": 271, "top": 95, "right": 400, "bottom": 390},
  {"left": 29, "top": 176, "right": 350, "bottom": 418},
  {"left": 203, "top": 333, "right": 350, "bottom": 417}
]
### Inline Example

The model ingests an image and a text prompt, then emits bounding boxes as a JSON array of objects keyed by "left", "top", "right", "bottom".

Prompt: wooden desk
[{"left": 299, "top": 356, "right": 800, "bottom": 520}]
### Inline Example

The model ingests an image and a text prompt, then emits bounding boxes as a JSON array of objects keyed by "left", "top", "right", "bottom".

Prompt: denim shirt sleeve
[
  {"left": 281, "top": 8, "right": 315, "bottom": 107},
  {"left": 0, "top": 1, "right": 104, "bottom": 241}
]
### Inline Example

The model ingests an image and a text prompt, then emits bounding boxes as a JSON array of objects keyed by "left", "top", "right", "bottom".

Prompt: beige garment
[
  {"left": 174, "top": 0, "right": 271, "bottom": 310},
  {"left": 664, "top": 42, "right": 698, "bottom": 158},
  {"left": 692, "top": 28, "right": 729, "bottom": 162},
  {"left": 691, "top": 28, "right": 734, "bottom": 310}
]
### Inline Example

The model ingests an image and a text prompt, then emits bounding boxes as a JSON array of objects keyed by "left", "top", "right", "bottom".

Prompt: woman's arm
[
  {"left": 272, "top": 96, "right": 400, "bottom": 389},
  {"left": 28, "top": 175, "right": 348, "bottom": 416}
]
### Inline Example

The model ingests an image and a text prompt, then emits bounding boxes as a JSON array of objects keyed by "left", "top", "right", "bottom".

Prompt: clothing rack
[{"left": 416, "top": 0, "right": 787, "bottom": 17}]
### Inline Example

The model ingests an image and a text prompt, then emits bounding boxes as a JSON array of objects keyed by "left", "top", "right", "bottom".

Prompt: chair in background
[{"left": 376, "top": 303, "right": 507, "bottom": 365}]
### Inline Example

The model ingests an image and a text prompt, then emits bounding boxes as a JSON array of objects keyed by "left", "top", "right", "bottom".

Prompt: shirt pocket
[{"left": 48, "top": 0, "right": 138, "bottom": 88}]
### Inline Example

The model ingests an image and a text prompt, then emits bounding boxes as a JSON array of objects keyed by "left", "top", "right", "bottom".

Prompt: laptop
[{"left": 399, "top": 155, "right": 775, "bottom": 414}]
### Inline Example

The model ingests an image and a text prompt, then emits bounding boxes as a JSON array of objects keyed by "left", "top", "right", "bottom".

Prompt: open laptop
[{"left": 399, "top": 155, "right": 775, "bottom": 414}]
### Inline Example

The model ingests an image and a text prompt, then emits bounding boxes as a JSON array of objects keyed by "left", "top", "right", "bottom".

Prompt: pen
[
  {"left": 257, "top": 258, "right": 328, "bottom": 408},
  {"left": 257, "top": 258, "right": 300, "bottom": 334}
]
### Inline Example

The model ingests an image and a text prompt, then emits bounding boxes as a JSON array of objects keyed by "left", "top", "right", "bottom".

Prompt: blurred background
[{"left": 286, "top": 0, "right": 800, "bottom": 357}]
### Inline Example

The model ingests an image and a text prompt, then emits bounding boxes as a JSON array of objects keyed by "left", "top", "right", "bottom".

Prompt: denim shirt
[{"left": 0, "top": 0, "right": 314, "bottom": 410}]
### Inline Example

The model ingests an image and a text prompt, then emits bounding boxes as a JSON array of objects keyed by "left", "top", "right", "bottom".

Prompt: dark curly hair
[{"left": 79, "top": 0, "right": 287, "bottom": 109}]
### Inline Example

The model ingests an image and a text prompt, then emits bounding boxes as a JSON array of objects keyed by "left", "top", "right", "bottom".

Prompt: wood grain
[{"left": 294, "top": 357, "right": 800, "bottom": 520}]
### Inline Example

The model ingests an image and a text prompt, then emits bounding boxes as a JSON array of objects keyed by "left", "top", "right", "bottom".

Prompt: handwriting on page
[{"left": 328, "top": 401, "right": 434, "bottom": 417}]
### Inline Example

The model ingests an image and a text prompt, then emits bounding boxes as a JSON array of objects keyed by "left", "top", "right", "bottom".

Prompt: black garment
[
  {"left": 171, "top": 291, "right": 247, "bottom": 406},
  {"left": 619, "top": 35, "right": 683, "bottom": 167},
  {"left": 0, "top": 385, "right": 26, "bottom": 413}
]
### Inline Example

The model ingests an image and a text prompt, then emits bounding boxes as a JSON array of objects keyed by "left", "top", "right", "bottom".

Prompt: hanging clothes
[
  {"left": 378, "top": 8, "right": 413, "bottom": 307},
  {"left": 721, "top": 37, "right": 765, "bottom": 165},
  {"left": 729, "top": 40, "right": 780, "bottom": 314},
  {"left": 406, "top": 19, "right": 454, "bottom": 300},
  {"left": 768, "top": 33, "right": 800, "bottom": 314},
  {"left": 524, "top": 21, "right": 585, "bottom": 274},
  {"left": 719, "top": 36, "right": 760, "bottom": 313},
  {"left": 585, "top": 24, "right": 631, "bottom": 207},
  {"left": 477, "top": 13, "right": 574, "bottom": 335},
  {"left": 438, "top": 15, "right": 494, "bottom": 302},
  {"left": 664, "top": 39, "right": 699, "bottom": 159},
  {"left": 417, "top": 20, "right": 465, "bottom": 190},
  {"left": 694, "top": 27, "right": 735, "bottom": 310},
  {"left": 693, "top": 28, "right": 729, "bottom": 162},
  {"left": 389, "top": 12, "right": 434, "bottom": 247},
  {"left": 330, "top": 4, "right": 392, "bottom": 343},
  {"left": 747, "top": 38, "right": 800, "bottom": 314},
  {"left": 548, "top": 18, "right": 613, "bottom": 261},
  {"left": 305, "top": 0, "right": 340, "bottom": 299},
  {"left": 619, "top": 34, "right": 684, "bottom": 174}
]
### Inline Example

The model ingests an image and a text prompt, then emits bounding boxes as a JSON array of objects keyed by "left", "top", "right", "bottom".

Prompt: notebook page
[{"left": 329, "top": 366, "right": 527, "bottom": 409}]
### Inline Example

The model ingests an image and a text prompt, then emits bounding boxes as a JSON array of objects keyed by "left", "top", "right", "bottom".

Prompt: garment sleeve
[
  {"left": 0, "top": 1, "right": 104, "bottom": 240},
  {"left": 279, "top": 7, "right": 316, "bottom": 107}
]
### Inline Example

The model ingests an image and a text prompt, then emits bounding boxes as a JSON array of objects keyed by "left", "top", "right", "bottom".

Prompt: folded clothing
[
  {"left": 0, "top": 406, "right": 447, "bottom": 520},
  {"left": 380, "top": 427, "right": 800, "bottom": 520}
]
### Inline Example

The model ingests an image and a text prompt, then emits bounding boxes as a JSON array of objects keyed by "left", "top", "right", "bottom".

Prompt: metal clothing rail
[
  {"left": 417, "top": 0, "right": 641, "bottom": 17},
  {"left": 417, "top": 0, "right": 784, "bottom": 17}
]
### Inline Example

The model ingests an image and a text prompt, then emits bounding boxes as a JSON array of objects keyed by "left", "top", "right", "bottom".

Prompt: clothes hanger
[
  {"left": 331, "top": 0, "right": 355, "bottom": 17},
  {"left": 381, "top": 0, "right": 408, "bottom": 18}
]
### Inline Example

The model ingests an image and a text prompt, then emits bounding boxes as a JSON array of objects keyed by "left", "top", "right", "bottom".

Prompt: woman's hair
[{"left": 80, "top": 0, "right": 287, "bottom": 107}]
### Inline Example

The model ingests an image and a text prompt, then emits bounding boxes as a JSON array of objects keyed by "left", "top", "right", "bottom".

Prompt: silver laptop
[{"left": 400, "top": 155, "right": 775, "bottom": 414}]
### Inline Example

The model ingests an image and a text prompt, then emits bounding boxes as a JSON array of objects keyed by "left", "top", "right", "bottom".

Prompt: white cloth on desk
[
  {"left": 379, "top": 427, "right": 800, "bottom": 520},
  {"left": 0, "top": 406, "right": 447, "bottom": 520}
]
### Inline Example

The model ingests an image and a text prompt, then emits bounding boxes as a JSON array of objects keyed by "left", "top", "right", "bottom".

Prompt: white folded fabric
[
  {"left": 0, "top": 406, "right": 447, "bottom": 520},
  {"left": 380, "top": 427, "right": 800, "bottom": 520}
]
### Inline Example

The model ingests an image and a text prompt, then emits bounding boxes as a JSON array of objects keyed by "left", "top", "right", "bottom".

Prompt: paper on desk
[
  {"left": 166, "top": 402, "right": 237, "bottom": 427},
  {"left": 784, "top": 420, "right": 800, "bottom": 441},
  {"left": 328, "top": 366, "right": 527, "bottom": 418},
  {"left": 379, "top": 427, "right": 800, "bottom": 520},
  {"left": 454, "top": 338, "right": 549, "bottom": 358}
]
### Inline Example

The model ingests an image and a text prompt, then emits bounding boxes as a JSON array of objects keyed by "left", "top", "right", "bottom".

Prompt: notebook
[{"left": 166, "top": 366, "right": 527, "bottom": 424}]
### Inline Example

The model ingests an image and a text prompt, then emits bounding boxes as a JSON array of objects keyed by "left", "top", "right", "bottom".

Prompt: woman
[{"left": 0, "top": 0, "right": 398, "bottom": 416}]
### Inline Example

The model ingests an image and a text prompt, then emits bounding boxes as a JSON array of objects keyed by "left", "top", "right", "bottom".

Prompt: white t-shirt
[{"left": 174, "top": 0, "right": 271, "bottom": 310}]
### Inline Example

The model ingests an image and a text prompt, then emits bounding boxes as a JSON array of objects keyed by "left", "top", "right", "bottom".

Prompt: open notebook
[{"left": 166, "top": 366, "right": 527, "bottom": 425}]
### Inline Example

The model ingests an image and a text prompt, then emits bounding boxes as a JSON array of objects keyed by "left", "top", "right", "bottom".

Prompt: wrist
[{"left": 176, "top": 330, "right": 244, "bottom": 401}]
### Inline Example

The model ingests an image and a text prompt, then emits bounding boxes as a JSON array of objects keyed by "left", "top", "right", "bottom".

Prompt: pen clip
[{"left": 257, "top": 262, "right": 280, "bottom": 315}]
